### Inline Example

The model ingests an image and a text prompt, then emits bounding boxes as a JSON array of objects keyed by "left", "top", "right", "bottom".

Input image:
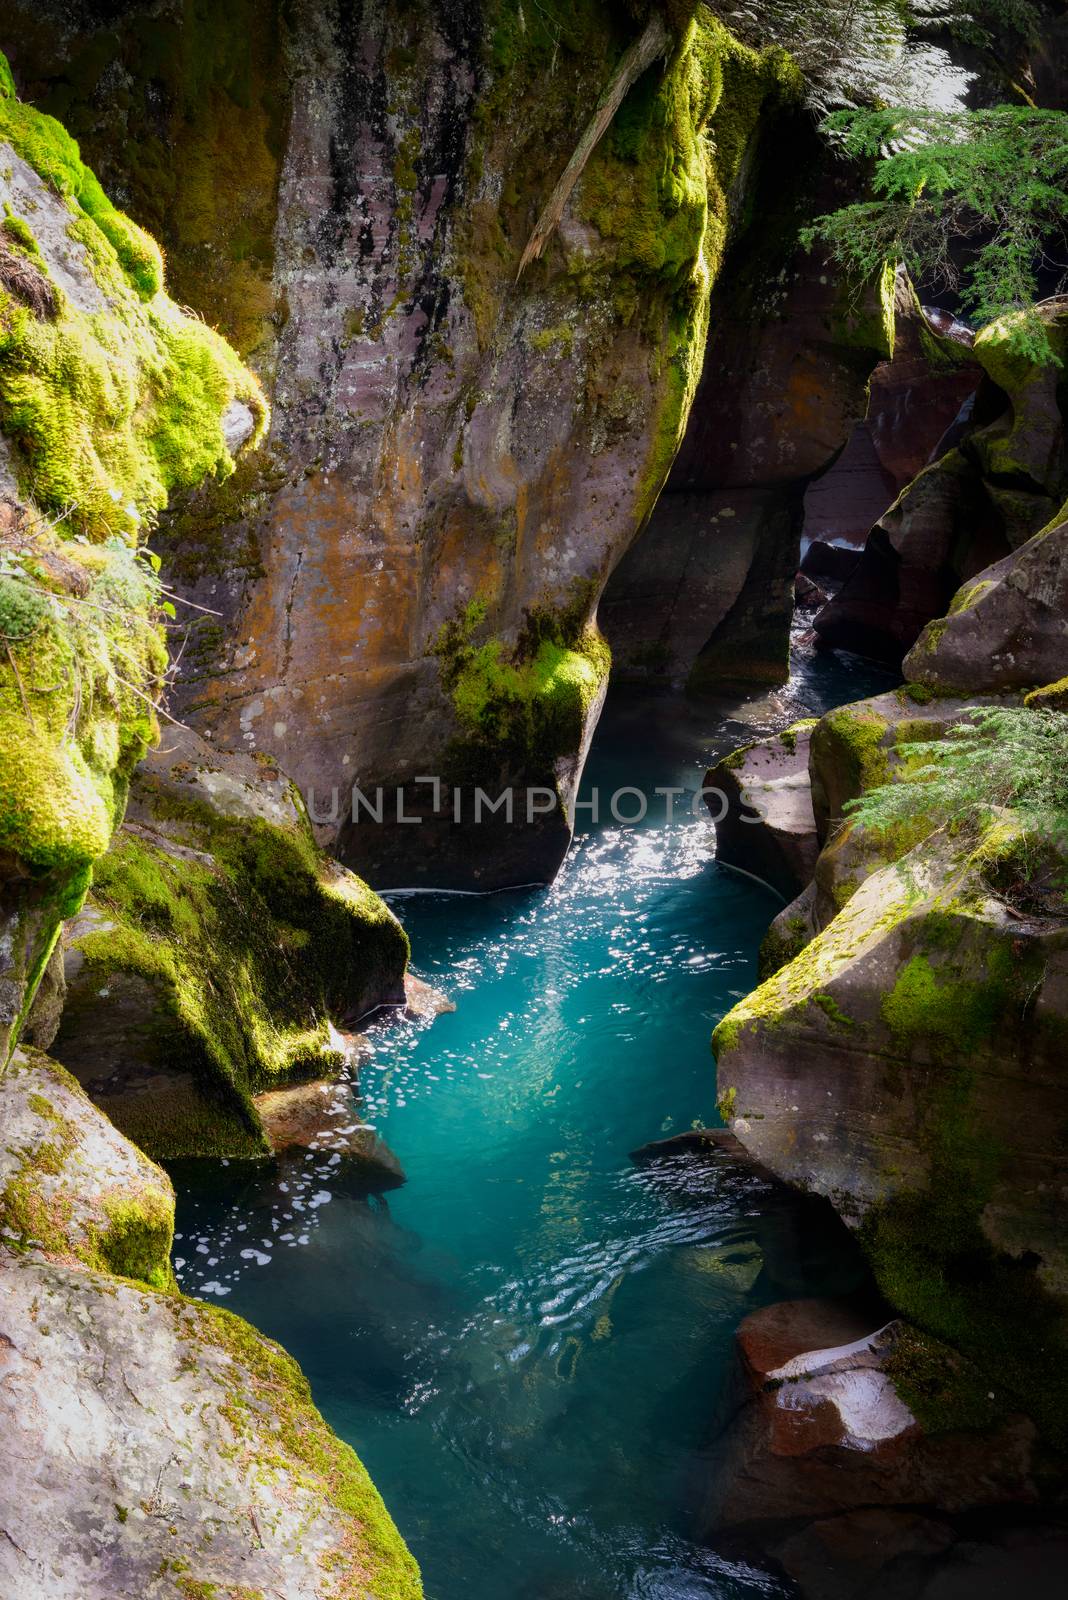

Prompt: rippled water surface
[{"left": 174, "top": 649, "right": 895, "bottom": 1599}]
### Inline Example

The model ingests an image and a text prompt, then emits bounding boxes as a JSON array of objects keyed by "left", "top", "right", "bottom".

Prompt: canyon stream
[{"left": 174, "top": 644, "right": 895, "bottom": 1600}]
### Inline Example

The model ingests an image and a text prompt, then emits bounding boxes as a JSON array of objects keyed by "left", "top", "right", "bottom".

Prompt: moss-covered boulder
[
  {"left": 0, "top": 1045, "right": 174, "bottom": 1288},
  {"left": 51, "top": 727, "right": 408, "bottom": 1160},
  {"left": 808, "top": 688, "right": 1013, "bottom": 844},
  {"left": 904, "top": 512, "right": 1068, "bottom": 695},
  {"left": 0, "top": 1252, "right": 423, "bottom": 1598},
  {"left": 714, "top": 820, "right": 1068, "bottom": 1442},
  {"left": 0, "top": 52, "right": 266, "bottom": 1067}
]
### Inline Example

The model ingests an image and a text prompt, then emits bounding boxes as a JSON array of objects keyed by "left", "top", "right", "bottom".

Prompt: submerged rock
[
  {"left": 254, "top": 1078, "right": 405, "bottom": 1185},
  {"left": 52, "top": 727, "right": 409, "bottom": 1161}
]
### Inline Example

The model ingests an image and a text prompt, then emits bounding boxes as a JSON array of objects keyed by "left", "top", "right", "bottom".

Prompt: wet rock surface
[
  {"left": 705, "top": 720, "right": 819, "bottom": 899},
  {"left": 705, "top": 1298, "right": 1046, "bottom": 1600},
  {"left": 52, "top": 728, "right": 408, "bottom": 1161}
]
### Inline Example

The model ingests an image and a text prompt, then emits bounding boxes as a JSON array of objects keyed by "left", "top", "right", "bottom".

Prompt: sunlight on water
[{"left": 174, "top": 650, "right": 894, "bottom": 1598}]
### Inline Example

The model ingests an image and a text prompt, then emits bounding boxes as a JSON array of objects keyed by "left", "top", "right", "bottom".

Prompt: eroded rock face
[
  {"left": 816, "top": 310, "right": 1068, "bottom": 664},
  {"left": 602, "top": 254, "right": 978, "bottom": 692},
  {"left": 600, "top": 132, "right": 895, "bottom": 693},
  {"left": 0, "top": 1049, "right": 173, "bottom": 1288},
  {"left": 51, "top": 727, "right": 408, "bottom": 1160},
  {"left": 119, "top": 2, "right": 790, "bottom": 889},
  {"left": 905, "top": 516, "right": 1068, "bottom": 694},
  {"left": 705, "top": 1298, "right": 1038, "bottom": 1600},
  {"left": 705, "top": 720, "right": 818, "bottom": 899},
  {"left": 0, "top": 1254, "right": 422, "bottom": 1600}
]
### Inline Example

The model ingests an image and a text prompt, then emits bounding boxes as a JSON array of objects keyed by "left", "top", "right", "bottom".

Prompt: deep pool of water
[{"left": 174, "top": 644, "right": 896, "bottom": 1599}]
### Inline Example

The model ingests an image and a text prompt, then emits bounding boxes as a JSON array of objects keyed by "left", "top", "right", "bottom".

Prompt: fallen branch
[{"left": 516, "top": 11, "right": 671, "bottom": 280}]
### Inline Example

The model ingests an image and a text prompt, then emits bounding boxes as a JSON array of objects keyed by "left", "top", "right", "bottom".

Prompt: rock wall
[
  {"left": 0, "top": 52, "right": 266, "bottom": 1068},
  {"left": 815, "top": 306, "right": 1068, "bottom": 664},
  {"left": 6, "top": 1, "right": 803, "bottom": 888},
  {"left": 713, "top": 677, "right": 1068, "bottom": 1450}
]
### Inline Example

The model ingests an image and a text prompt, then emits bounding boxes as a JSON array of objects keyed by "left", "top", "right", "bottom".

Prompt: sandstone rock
[
  {"left": 0, "top": 67, "right": 263, "bottom": 1067},
  {"left": 0, "top": 1049, "right": 174, "bottom": 1289},
  {"left": 813, "top": 442, "right": 1011, "bottom": 664},
  {"left": 0, "top": 1254, "right": 422, "bottom": 1600},
  {"left": 52, "top": 729, "right": 408, "bottom": 1161},
  {"left": 604, "top": 252, "right": 977, "bottom": 692},
  {"left": 601, "top": 130, "right": 899, "bottom": 694},
  {"left": 104, "top": 5, "right": 795, "bottom": 890},
  {"left": 714, "top": 816, "right": 1068, "bottom": 1444},
  {"left": 816, "top": 309, "right": 1068, "bottom": 665},
  {"left": 715, "top": 828, "right": 1068, "bottom": 1262},
  {"left": 905, "top": 516, "right": 1068, "bottom": 694},
  {"left": 706, "top": 720, "right": 819, "bottom": 898},
  {"left": 800, "top": 540, "right": 863, "bottom": 582},
  {"left": 253, "top": 1078, "right": 405, "bottom": 1186},
  {"left": 703, "top": 1299, "right": 1036, "bottom": 1548}
]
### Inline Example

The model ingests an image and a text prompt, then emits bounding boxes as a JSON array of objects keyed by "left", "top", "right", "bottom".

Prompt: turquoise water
[{"left": 174, "top": 653, "right": 893, "bottom": 1599}]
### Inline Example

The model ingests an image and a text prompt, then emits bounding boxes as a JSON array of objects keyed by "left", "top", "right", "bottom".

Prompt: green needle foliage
[
  {"left": 803, "top": 106, "right": 1068, "bottom": 363},
  {"left": 847, "top": 706, "right": 1068, "bottom": 874}
]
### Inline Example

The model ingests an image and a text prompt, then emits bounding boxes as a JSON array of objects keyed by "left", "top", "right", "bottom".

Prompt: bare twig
[{"left": 5, "top": 644, "right": 35, "bottom": 729}]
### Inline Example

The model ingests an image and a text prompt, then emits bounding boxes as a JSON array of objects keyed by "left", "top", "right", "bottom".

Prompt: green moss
[
  {"left": 884, "top": 1324, "right": 1008, "bottom": 1436},
  {"left": 813, "top": 991, "right": 853, "bottom": 1029},
  {"left": 0, "top": 1052, "right": 175, "bottom": 1289},
  {"left": 0, "top": 540, "right": 166, "bottom": 876},
  {"left": 716, "top": 1085, "right": 737, "bottom": 1122},
  {"left": 63, "top": 782, "right": 408, "bottom": 1161},
  {"left": 948, "top": 579, "right": 993, "bottom": 616},
  {"left": 435, "top": 597, "right": 610, "bottom": 781},
  {"left": 823, "top": 706, "right": 891, "bottom": 795},
  {"left": 880, "top": 952, "right": 1004, "bottom": 1053},
  {"left": 194, "top": 1301, "right": 423, "bottom": 1598},
  {"left": 528, "top": 323, "right": 574, "bottom": 354},
  {"left": 758, "top": 913, "right": 809, "bottom": 980},
  {"left": 16, "top": 4, "right": 287, "bottom": 359},
  {"left": 778, "top": 717, "right": 816, "bottom": 754},
  {"left": 830, "top": 257, "right": 897, "bottom": 360},
  {"left": 0, "top": 54, "right": 268, "bottom": 537},
  {"left": 0, "top": 66, "right": 266, "bottom": 1065},
  {"left": 1024, "top": 674, "right": 1068, "bottom": 710}
]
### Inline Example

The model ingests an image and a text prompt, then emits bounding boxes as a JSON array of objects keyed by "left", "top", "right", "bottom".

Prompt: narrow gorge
[{"left": 1, "top": 3, "right": 1067, "bottom": 1597}]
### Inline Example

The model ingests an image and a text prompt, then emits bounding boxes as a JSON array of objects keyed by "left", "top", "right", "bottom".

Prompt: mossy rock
[
  {"left": 52, "top": 729, "right": 409, "bottom": 1162},
  {"left": 0, "top": 1046, "right": 174, "bottom": 1289},
  {"left": 0, "top": 1254, "right": 423, "bottom": 1598},
  {"left": 0, "top": 57, "right": 266, "bottom": 1068},
  {"left": 713, "top": 818, "right": 1068, "bottom": 1446}
]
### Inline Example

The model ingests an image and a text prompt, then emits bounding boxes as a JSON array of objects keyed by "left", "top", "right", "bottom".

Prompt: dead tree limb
[{"left": 516, "top": 12, "right": 672, "bottom": 281}]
